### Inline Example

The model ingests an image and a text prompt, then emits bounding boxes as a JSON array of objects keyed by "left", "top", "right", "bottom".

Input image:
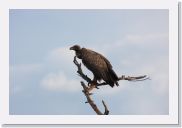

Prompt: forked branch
[
  {"left": 81, "top": 81, "right": 109, "bottom": 115},
  {"left": 73, "top": 56, "right": 149, "bottom": 115}
]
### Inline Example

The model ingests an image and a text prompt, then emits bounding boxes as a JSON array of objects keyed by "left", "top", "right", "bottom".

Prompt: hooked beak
[{"left": 70, "top": 46, "right": 74, "bottom": 50}]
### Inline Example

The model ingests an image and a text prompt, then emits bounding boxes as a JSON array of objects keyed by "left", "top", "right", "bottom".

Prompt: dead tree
[{"left": 73, "top": 56, "right": 149, "bottom": 115}]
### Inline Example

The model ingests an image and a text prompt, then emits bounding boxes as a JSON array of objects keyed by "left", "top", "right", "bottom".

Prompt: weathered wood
[
  {"left": 81, "top": 82, "right": 109, "bottom": 115},
  {"left": 73, "top": 56, "right": 149, "bottom": 115}
]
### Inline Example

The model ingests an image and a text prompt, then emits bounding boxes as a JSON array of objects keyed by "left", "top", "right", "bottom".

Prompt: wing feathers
[{"left": 81, "top": 48, "right": 119, "bottom": 87}]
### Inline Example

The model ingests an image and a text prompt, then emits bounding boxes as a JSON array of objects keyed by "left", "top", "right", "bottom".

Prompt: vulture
[{"left": 70, "top": 45, "right": 119, "bottom": 87}]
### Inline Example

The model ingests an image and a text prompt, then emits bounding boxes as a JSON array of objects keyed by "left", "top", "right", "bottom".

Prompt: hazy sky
[{"left": 9, "top": 9, "right": 169, "bottom": 115}]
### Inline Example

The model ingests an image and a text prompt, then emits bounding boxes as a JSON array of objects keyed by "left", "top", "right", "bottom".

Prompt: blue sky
[{"left": 9, "top": 9, "right": 169, "bottom": 115}]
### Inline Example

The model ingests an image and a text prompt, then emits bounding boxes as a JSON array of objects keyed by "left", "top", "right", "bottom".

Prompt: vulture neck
[{"left": 75, "top": 50, "right": 82, "bottom": 59}]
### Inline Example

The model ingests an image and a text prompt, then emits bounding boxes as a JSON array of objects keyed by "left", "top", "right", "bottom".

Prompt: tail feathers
[
  {"left": 107, "top": 81, "right": 118, "bottom": 88},
  {"left": 115, "top": 81, "right": 119, "bottom": 86},
  {"left": 108, "top": 68, "right": 119, "bottom": 87},
  {"left": 109, "top": 68, "right": 118, "bottom": 80}
]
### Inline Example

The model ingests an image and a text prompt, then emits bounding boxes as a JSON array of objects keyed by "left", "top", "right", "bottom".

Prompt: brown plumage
[{"left": 70, "top": 45, "right": 119, "bottom": 87}]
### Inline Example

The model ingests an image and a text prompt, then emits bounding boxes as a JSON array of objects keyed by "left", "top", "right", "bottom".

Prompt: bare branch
[
  {"left": 81, "top": 81, "right": 109, "bottom": 115},
  {"left": 102, "top": 100, "right": 109, "bottom": 115},
  {"left": 73, "top": 56, "right": 92, "bottom": 83},
  {"left": 73, "top": 56, "right": 149, "bottom": 115},
  {"left": 118, "top": 75, "right": 150, "bottom": 81},
  {"left": 96, "top": 75, "right": 150, "bottom": 87}
]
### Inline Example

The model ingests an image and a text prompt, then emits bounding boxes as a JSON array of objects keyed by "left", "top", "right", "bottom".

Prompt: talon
[
  {"left": 88, "top": 82, "right": 92, "bottom": 86},
  {"left": 88, "top": 81, "right": 97, "bottom": 86},
  {"left": 95, "top": 86, "right": 99, "bottom": 89},
  {"left": 89, "top": 93, "right": 93, "bottom": 95}
]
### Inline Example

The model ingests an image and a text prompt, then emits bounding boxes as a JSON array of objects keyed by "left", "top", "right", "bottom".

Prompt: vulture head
[
  {"left": 70, "top": 45, "right": 82, "bottom": 59},
  {"left": 70, "top": 45, "right": 81, "bottom": 51}
]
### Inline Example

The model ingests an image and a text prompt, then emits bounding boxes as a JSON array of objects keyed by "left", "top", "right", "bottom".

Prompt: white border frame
[{"left": 0, "top": 0, "right": 179, "bottom": 124}]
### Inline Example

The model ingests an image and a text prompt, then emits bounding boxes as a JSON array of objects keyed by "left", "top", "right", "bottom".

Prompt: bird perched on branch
[{"left": 70, "top": 45, "right": 119, "bottom": 87}]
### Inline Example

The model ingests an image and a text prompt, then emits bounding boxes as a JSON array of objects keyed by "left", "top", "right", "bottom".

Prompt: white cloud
[
  {"left": 45, "top": 46, "right": 84, "bottom": 75},
  {"left": 10, "top": 64, "right": 43, "bottom": 94},
  {"left": 46, "top": 47, "right": 75, "bottom": 66},
  {"left": 124, "top": 33, "right": 168, "bottom": 45},
  {"left": 94, "top": 32, "right": 168, "bottom": 53},
  {"left": 40, "top": 71, "right": 81, "bottom": 92},
  {"left": 10, "top": 47, "right": 83, "bottom": 93},
  {"left": 134, "top": 55, "right": 169, "bottom": 94},
  {"left": 101, "top": 33, "right": 169, "bottom": 95},
  {"left": 40, "top": 46, "right": 90, "bottom": 92},
  {"left": 10, "top": 64, "right": 42, "bottom": 74}
]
